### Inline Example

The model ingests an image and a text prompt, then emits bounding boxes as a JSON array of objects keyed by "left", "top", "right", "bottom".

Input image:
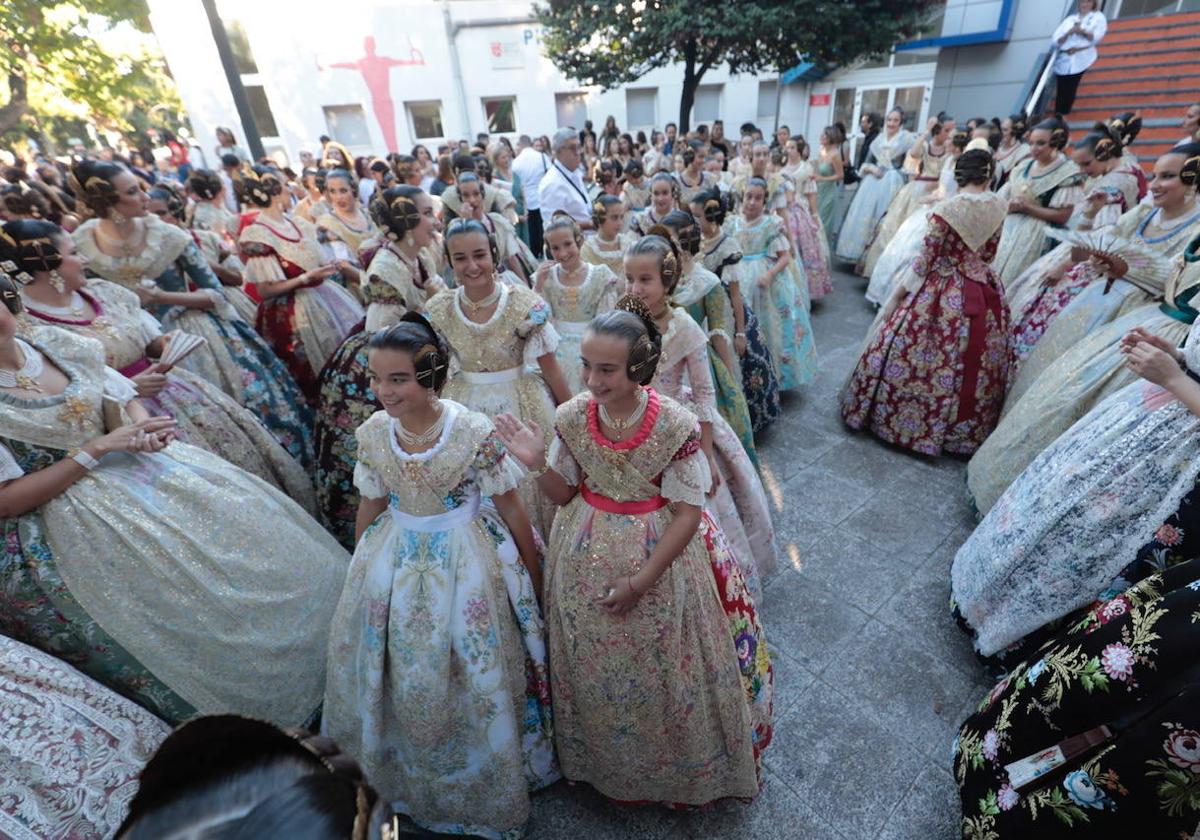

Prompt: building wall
[
  {"left": 927, "top": 0, "right": 1075, "bottom": 119},
  {"left": 147, "top": 0, "right": 935, "bottom": 167}
]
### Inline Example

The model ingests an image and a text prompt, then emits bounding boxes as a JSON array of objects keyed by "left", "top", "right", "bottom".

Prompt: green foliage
[
  {"left": 534, "top": 0, "right": 938, "bottom": 129},
  {"left": 1, "top": 0, "right": 184, "bottom": 146}
]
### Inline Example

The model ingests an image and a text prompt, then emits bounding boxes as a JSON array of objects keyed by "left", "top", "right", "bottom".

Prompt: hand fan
[
  {"left": 159, "top": 330, "right": 207, "bottom": 367},
  {"left": 1046, "top": 229, "right": 1174, "bottom": 295}
]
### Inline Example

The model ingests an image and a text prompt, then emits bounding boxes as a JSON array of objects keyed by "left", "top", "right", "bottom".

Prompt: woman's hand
[
  {"left": 301, "top": 264, "right": 340, "bottom": 288},
  {"left": 134, "top": 283, "right": 162, "bottom": 306},
  {"left": 85, "top": 416, "right": 177, "bottom": 458},
  {"left": 494, "top": 413, "right": 546, "bottom": 470},
  {"left": 705, "top": 451, "right": 722, "bottom": 497},
  {"left": 734, "top": 333, "right": 748, "bottom": 356},
  {"left": 1083, "top": 191, "right": 1110, "bottom": 216},
  {"left": 1008, "top": 197, "right": 1029, "bottom": 214},
  {"left": 534, "top": 261, "right": 554, "bottom": 290},
  {"left": 1124, "top": 342, "right": 1186, "bottom": 389},
  {"left": 597, "top": 574, "right": 642, "bottom": 616},
  {"left": 1121, "top": 327, "right": 1183, "bottom": 363},
  {"left": 132, "top": 368, "right": 169, "bottom": 398}
]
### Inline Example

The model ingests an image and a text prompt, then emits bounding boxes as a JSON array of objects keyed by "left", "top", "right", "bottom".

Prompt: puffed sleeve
[
  {"left": 547, "top": 433, "right": 581, "bottom": 485},
  {"left": 520, "top": 295, "right": 561, "bottom": 365},
  {"left": 240, "top": 243, "right": 288, "bottom": 286},
  {"left": 137, "top": 309, "right": 164, "bottom": 344},
  {"left": 103, "top": 366, "right": 139, "bottom": 403},
  {"left": 906, "top": 214, "right": 949, "bottom": 293},
  {"left": 704, "top": 284, "right": 734, "bottom": 344},
  {"left": 660, "top": 431, "right": 711, "bottom": 505},
  {"left": 0, "top": 442, "right": 25, "bottom": 481},
  {"left": 1049, "top": 180, "right": 1084, "bottom": 210},
  {"left": 682, "top": 337, "right": 719, "bottom": 423},
  {"left": 472, "top": 430, "right": 526, "bottom": 497},
  {"left": 352, "top": 431, "right": 388, "bottom": 500},
  {"left": 594, "top": 265, "right": 620, "bottom": 314}
]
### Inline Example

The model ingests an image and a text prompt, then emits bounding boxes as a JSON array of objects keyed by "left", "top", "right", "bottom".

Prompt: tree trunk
[
  {"left": 678, "top": 38, "right": 697, "bottom": 134},
  {"left": 0, "top": 73, "right": 30, "bottom": 136}
]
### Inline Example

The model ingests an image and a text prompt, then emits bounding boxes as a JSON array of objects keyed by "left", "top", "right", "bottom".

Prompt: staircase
[{"left": 1065, "top": 10, "right": 1200, "bottom": 169}]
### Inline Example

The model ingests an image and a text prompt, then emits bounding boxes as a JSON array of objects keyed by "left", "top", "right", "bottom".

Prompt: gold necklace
[
  {"left": 599, "top": 387, "right": 648, "bottom": 432},
  {"left": 459, "top": 283, "right": 501, "bottom": 314},
  {"left": 0, "top": 339, "right": 45, "bottom": 392}
]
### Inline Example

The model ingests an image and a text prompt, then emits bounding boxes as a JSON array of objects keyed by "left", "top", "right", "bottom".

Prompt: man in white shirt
[
  {"left": 538, "top": 127, "right": 593, "bottom": 237},
  {"left": 512, "top": 133, "right": 552, "bottom": 255},
  {"left": 1050, "top": 0, "right": 1107, "bottom": 116}
]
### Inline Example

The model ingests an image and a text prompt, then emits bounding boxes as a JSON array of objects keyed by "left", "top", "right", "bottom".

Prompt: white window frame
[{"left": 405, "top": 100, "right": 445, "bottom": 142}]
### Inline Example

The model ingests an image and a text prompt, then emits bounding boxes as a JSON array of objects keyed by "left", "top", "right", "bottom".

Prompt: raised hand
[{"left": 494, "top": 412, "right": 546, "bottom": 470}]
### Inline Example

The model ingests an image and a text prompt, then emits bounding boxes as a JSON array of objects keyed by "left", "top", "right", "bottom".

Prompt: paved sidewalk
[{"left": 527, "top": 269, "right": 988, "bottom": 839}]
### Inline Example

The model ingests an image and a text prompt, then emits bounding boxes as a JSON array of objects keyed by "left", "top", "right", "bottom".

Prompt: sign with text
[{"left": 810, "top": 93, "right": 831, "bottom": 106}]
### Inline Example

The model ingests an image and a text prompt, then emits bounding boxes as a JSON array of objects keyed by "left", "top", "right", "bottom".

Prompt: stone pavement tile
[
  {"left": 527, "top": 781, "right": 680, "bottom": 840},
  {"left": 813, "top": 435, "right": 918, "bottom": 491},
  {"left": 841, "top": 490, "right": 960, "bottom": 568},
  {"left": 763, "top": 679, "right": 929, "bottom": 837},
  {"left": 670, "top": 770, "right": 847, "bottom": 840},
  {"left": 769, "top": 648, "right": 818, "bottom": 719},
  {"left": 876, "top": 461, "right": 976, "bottom": 528},
  {"left": 921, "top": 525, "right": 976, "bottom": 574},
  {"left": 781, "top": 462, "right": 878, "bottom": 527},
  {"left": 876, "top": 558, "right": 984, "bottom": 684},
  {"left": 793, "top": 531, "right": 911, "bottom": 617},
  {"left": 877, "top": 765, "right": 961, "bottom": 840},
  {"left": 757, "top": 422, "right": 844, "bottom": 484},
  {"left": 760, "top": 570, "right": 872, "bottom": 675},
  {"left": 821, "top": 619, "right": 979, "bottom": 770}
]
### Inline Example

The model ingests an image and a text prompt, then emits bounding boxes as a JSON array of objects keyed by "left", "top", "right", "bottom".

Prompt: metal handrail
[{"left": 1025, "top": 48, "right": 1059, "bottom": 117}]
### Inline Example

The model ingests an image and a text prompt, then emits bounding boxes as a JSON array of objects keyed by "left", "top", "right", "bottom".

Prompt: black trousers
[
  {"left": 527, "top": 208, "right": 544, "bottom": 259},
  {"left": 1054, "top": 71, "right": 1085, "bottom": 116}
]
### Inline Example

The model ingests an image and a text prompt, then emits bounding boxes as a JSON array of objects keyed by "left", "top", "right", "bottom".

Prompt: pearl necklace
[
  {"left": 0, "top": 339, "right": 45, "bottom": 392},
  {"left": 599, "top": 387, "right": 648, "bottom": 432},
  {"left": 394, "top": 402, "right": 446, "bottom": 448},
  {"left": 459, "top": 283, "right": 501, "bottom": 315},
  {"left": 23, "top": 290, "right": 87, "bottom": 317}
]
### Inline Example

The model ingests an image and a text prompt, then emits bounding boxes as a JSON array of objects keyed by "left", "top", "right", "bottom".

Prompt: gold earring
[
  {"left": 48, "top": 269, "right": 66, "bottom": 294},
  {"left": 109, "top": 208, "right": 127, "bottom": 225}
]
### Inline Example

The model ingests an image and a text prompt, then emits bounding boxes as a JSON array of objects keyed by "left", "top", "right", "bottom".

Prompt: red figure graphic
[{"left": 327, "top": 36, "right": 425, "bottom": 152}]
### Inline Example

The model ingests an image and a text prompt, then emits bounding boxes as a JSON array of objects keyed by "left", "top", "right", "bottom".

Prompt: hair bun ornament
[{"left": 1182, "top": 155, "right": 1200, "bottom": 187}]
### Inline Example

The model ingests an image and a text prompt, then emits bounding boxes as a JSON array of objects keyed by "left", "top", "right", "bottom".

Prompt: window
[
  {"left": 406, "top": 101, "right": 444, "bottom": 140},
  {"left": 323, "top": 105, "right": 372, "bottom": 147},
  {"left": 244, "top": 85, "right": 278, "bottom": 138},
  {"left": 893, "top": 86, "right": 927, "bottom": 130},
  {"left": 693, "top": 84, "right": 722, "bottom": 124},
  {"left": 483, "top": 96, "right": 517, "bottom": 134},
  {"left": 625, "top": 88, "right": 656, "bottom": 129},
  {"left": 223, "top": 18, "right": 258, "bottom": 75},
  {"left": 555, "top": 92, "right": 589, "bottom": 130},
  {"left": 757, "top": 81, "right": 778, "bottom": 120},
  {"left": 832, "top": 88, "right": 856, "bottom": 133}
]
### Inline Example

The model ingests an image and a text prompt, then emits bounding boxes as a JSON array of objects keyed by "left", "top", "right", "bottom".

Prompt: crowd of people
[{"left": 2, "top": 93, "right": 1200, "bottom": 836}]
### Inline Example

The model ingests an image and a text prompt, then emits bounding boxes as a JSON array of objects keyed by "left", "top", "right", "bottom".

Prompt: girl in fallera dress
[
  {"left": 629, "top": 171, "right": 678, "bottom": 236},
  {"left": 454, "top": 172, "right": 533, "bottom": 285},
  {"left": 184, "top": 167, "right": 238, "bottom": 238},
  {"left": 580, "top": 194, "right": 636, "bottom": 276},
  {"left": 620, "top": 158, "right": 650, "bottom": 212},
  {"left": 727, "top": 177, "right": 818, "bottom": 391},
  {"left": 989, "top": 117, "right": 1084, "bottom": 289},
  {"left": 237, "top": 165, "right": 364, "bottom": 399},
  {"left": 691, "top": 187, "right": 782, "bottom": 434},
  {"left": 673, "top": 140, "right": 717, "bottom": 207},
  {"left": 292, "top": 166, "right": 330, "bottom": 224},
  {"left": 659, "top": 210, "right": 758, "bottom": 465},
  {"left": 425, "top": 218, "right": 571, "bottom": 540},
  {"left": 315, "top": 185, "right": 444, "bottom": 548},
  {"left": 322, "top": 315, "right": 556, "bottom": 840},
  {"left": 836, "top": 108, "right": 917, "bottom": 264},
  {"left": 312, "top": 168, "right": 377, "bottom": 297},
  {"left": 535, "top": 215, "right": 620, "bottom": 395},
  {"left": 8, "top": 220, "right": 313, "bottom": 504},
  {"left": 69, "top": 160, "right": 314, "bottom": 466},
  {"left": 0, "top": 272, "right": 347, "bottom": 728},
  {"left": 780, "top": 136, "right": 834, "bottom": 299},
  {"left": 990, "top": 114, "right": 1030, "bottom": 190},
  {"left": 494, "top": 298, "right": 772, "bottom": 807},
  {"left": 841, "top": 149, "right": 1011, "bottom": 457},
  {"left": 623, "top": 230, "right": 778, "bottom": 598}
]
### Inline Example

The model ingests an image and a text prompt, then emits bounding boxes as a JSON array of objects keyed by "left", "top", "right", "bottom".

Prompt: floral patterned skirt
[
  {"left": 744, "top": 259, "right": 817, "bottom": 391},
  {"left": 1009, "top": 262, "right": 1096, "bottom": 369},
  {"left": 314, "top": 326, "right": 380, "bottom": 550},
  {"left": 955, "top": 558, "right": 1200, "bottom": 837},
  {"left": 735, "top": 296, "right": 782, "bottom": 435},
  {"left": 785, "top": 204, "right": 833, "bottom": 299}
]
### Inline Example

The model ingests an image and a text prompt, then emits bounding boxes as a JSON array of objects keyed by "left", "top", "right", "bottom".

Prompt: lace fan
[
  {"left": 1046, "top": 229, "right": 1174, "bottom": 295},
  {"left": 159, "top": 330, "right": 207, "bottom": 368}
]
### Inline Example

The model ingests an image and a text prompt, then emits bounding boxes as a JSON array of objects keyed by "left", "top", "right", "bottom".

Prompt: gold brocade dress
[
  {"left": 0, "top": 326, "right": 348, "bottom": 726},
  {"left": 188, "top": 226, "right": 260, "bottom": 324},
  {"left": 545, "top": 391, "right": 771, "bottom": 805},
  {"left": 425, "top": 283, "right": 560, "bottom": 538},
  {"left": 20, "top": 280, "right": 314, "bottom": 506},
  {"left": 579, "top": 231, "right": 635, "bottom": 277},
  {"left": 537, "top": 262, "right": 620, "bottom": 395},
  {"left": 861, "top": 144, "right": 951, "bottom": 277},
  {"left": 990, "top": 155, "right": 1084, "bottom": 288}
]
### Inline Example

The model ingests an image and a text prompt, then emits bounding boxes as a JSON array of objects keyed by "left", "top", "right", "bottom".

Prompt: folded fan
[
  {"left": 159, "top": 331, "right": 207, "bottom": 367},
  {"left": 1047, "top": 229, "right": 1175, "bottom": 296}
]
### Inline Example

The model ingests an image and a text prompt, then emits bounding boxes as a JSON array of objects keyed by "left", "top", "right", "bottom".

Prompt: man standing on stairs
[{"left": 1050, "top": 0, "right": 1108, "bottom": 116}]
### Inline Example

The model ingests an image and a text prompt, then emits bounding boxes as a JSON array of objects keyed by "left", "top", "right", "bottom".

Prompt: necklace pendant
[{"left": 15, "top": 374, "right": 43, "bottom": 392}]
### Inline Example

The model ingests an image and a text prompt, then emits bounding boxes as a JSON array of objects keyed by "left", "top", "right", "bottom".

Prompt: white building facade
[{"left": 146, "top": 0, "right": 942, "bottom": 168}]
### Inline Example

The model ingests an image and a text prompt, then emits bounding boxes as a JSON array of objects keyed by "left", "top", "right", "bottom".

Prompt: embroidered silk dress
[
  {"left": 621, "top": 180, "right": 650, "bottom": 212},
  {"left": 426, "top": 283, "right": 560, "bottom": 539},
  {"left": 314, "top": 247, "right": 445, "bottom": 548},
  {"left": 323, "top": 403, "right": 557, "bottom": 840},
  {"left": 545, "top": 391, "right": 771, "bottom": 806},
  {"left": 538, "top": 262, "right": 620, "bottom": 395},
  {"left": 188, "top": 226, "right": 259, "bottom": 324},
  {"left": 701, "top": 233, "right": 782, "bottom": 433},
  {"left": 0, "top": 634, "right": 170, "bottom": 840},
  {"left": 653, "top": 307, "right": 778, "bottom": 599},
  {"left": 675, "top": 263, "right": 758, "bottom": 465},
  {"left": 579, "top": 231, "right": 635, "bottom": 277},
  {"left": 860, "top": 143, "right": 952, "bottom": 278},
  {"left": 955, "top": 559, "right": 1200, "bottom": 837},
  {"left": 674, "top": 169, "right": 718, "bottom": 207},
  {"left": 841, "top": 192, "right": 1010, "bottom": 456},
  {"left": 0, "top": 327, "right": 348, "bottom": 726},
  {"left": 836, "top": 129, "right": 917, "bottom": 263},
  {"left": 990, "top": 140, "right": 1030, "bottom": 190},
  {"left": 188, "top": 200, "right": 239, "bottom": 238},
  {"left": 20, "top": 280, "right": 314, "bottom": 504},
  {"left": 989, "top": 155, "right": 1084, "bottom": 288},
  {"left": 73, "top": 216, "right": 314, "bottom": 465},
  {"left": 727, "top": 213, "right": 818, "bottom": 390},
  {"left": 780, "top": 162, "right": 833, "bottom": 299},
  {"left": 240, "top": 214, "right": 364, "bottom": 399},
  {"left": 967, "top": 222, "right": 1200, "bottom": 514}
]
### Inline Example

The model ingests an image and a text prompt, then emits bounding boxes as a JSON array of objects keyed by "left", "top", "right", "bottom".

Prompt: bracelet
[
  {"left": 527, "top": 461, "right": 549, "bottom": 479},
  {"left": 70, "top": 450, "right": 100, "bottom": 470},
  {"left": 735, "top": 331, "right": 747, "bottom": 338}
]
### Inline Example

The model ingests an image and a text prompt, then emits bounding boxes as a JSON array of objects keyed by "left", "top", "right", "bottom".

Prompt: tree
[
  {"left": 534, "top": 0, "right": 939, "bottom": 133},
  {"left": 1, "top": 1, "right": 184, "bottom": 148}
]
